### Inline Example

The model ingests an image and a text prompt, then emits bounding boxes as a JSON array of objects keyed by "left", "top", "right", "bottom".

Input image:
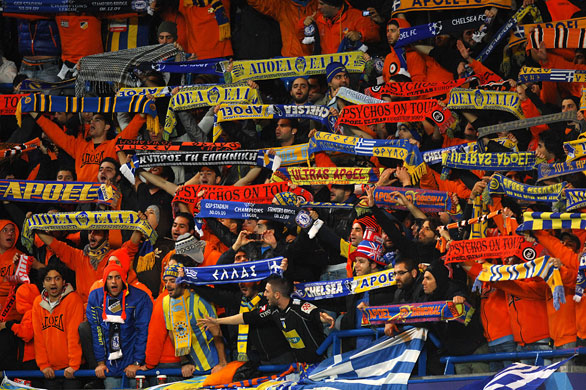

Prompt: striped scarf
[
  {"left": 472, "top": 255, "right": 565, "bottom": 310},
  {"left": 516, "top": 212, "right": 586, "bottom": 232},
  {"left": 478, "top": 111, "right": 576, "bottom": 137},
  {"left": 528, "top": 26, "right": 586, "bottom": 50},
  {"left": 237, "top": 293, "right": 262, "bottom": 361},
  {"left": 509, "top": 17, "right": 584, "bottom": 48},
  {"left": 0, "top": 138, "right": 41, "bottom": 159},
  {"left": 486, "top": 173, "right": 565, "bottom": 204},
  {"left": 518, "top": 66, "right": 586, "bottom": 83}
]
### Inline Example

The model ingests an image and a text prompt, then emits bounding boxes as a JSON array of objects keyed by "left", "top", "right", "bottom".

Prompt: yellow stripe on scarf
[
  {"left": 237, "top": 294, "right": 262, "bottom": 361},
  {"left": 169, "top": 291, "right": 192, "bottom": 357}
]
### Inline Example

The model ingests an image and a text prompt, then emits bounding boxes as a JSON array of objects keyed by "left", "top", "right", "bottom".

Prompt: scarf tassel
[
  {"left": 16, "top": 100, "right": 22, "bottom": 128},
  {"left": 552, "top": 285, "right": 565, "bottom": 311},
  {"left": 472, "top": 275, "right": 482, "bottom": 294},
  {"left": 146, "top": 115, "right": 160, "bottom": 135}
]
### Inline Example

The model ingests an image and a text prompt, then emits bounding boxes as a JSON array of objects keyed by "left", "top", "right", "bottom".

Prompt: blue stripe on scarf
[
  {"left": 197, "top": 200, "right": 298, "bottom": 224},
  {"left": 177, "top": 257, "right": 283, "bottom": 285},
  {"left": 396, "top": 14, "right": 486, "bottom": 48},
  {"left": 154, "top": 58, "right": 226, "bottom": 75}
]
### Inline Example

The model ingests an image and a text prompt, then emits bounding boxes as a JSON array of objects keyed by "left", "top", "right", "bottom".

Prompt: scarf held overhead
[
  {"left": 564, "top": 189, "right": 586, "bottom": 211},
  {"left": 445, "top": 235, "right": 525, "bottom": 263},
  {"left": 423, "top": 137, "right": 517, "bottom": 165},
  {"left": 362, "top": 301, "right": 475, "bottom": 326},
  {"left": 447, "top": 88, "right": 523, "bottom": 119},
  {"left": 518, "top": 66, "right": 586, "bottom": 83},
  {"left": 537, "top": 160, "right": 586, "bottom": 182},
  {"left": 442, "top": 152, "right": 538, "bottom": 173},
  {"left": 0, "top": 138, "right": 41, "bottom": 159},
  {"left": 528, "top": 25, "right": 586, "bottom": 50},
  {"left": 392, "top": 0, "right": 511, "bottom": 15},
  {"left": 395, "top": 14, "right": 486, "bottom": 48},
  {"left": 374, "top": 186, "right": 459, "bottom": 214},
  {"left": 487, "top": 173, "right": 565, "bottom": 203},
  {"left": 197, "top": 200, "right": 298, "bottom": 224},
  {"left": 369, "top": 78, "right": 472, "bottom": 98},
  {"left": 278, "top": 167, "right": 383, "bottom": 185},
  {"left": 516, "top": 212, "right": 586, "bottom": 232},
  {"left": 508, "top": 17, "right": 586, "bottom": 48},
  {"left": 177, "top": 257, "right": 283, "bottom": 285},
  {"left": 0, "top": 94, "right": 28, "bottom": 115},
  {"left": 115, "top": 138, "right": 241, "bottom": 152},
  {"left": 478, "top": 111, "right": 577, "bottom": 137},
  {"left": 0, "top": 180, "right": 115, "bottom": 205},
  {"left": 173, "top": 182, "right": 301, "bottom": 205}
]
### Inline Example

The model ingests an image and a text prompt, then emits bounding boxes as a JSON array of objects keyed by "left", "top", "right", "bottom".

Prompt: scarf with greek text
[
  {"left": 115, "top": 138, "right": 240, "bottom": 152},
  {"left": 528, "top": 25, "right": 586, "bottom": 50},
  {"left": 277, "top": 167, "right": 382, "bottom": 185},
  {"left": 270, "top": 144, "right": 310, "bottom": 167},
  {"left": 564, "top": 189, "right": 586, "bottom": 211},
  {"left": 478, "top": 111, "right": 577, "bottom": 137},
  {"left": 447, "top": 88, "right": 523, "bottom": 119},
  {"left": 395, "top": 14, "right": 486, "bottom": 48},
  {"left": 362, "top": 301, "right": 475, "bottom": 326},
  {"left": 373, "top": 186, "right": 459, "bottom": 215},
  {"left": 508, "top": 17, "right": 586, "bottom": 48},
  {"left": 486, "top": 173, "right": 565, "bottom": 204},
  {"left": 392, "top": 0, "right": 511, "bottom": 15},
  {"left": 422, "top": 138, "right": 517, "bottom": 165},
  {"left": 537, "top": 160, "right": 586, "bottom": 182},
  {"left": 518, "top": 66, "right": 586, "bottom": 83},
  {"left": 22, "top": 211, "right": 156, "bottom": 251},
  {"left": 0, "top": 180, "right": 114, "bottom": 205},
  {"left": 225, "top": 52, "right": 366, "bottom": 83},
  {"left": 308, "top": 132, "right": 426, "bottom": 183},
  {"left": 292, "top": 268, "right": 395, "bottom": 301},
  {"left": 564, "top": 138, "right": 586, "bottom": 161},
  {"left": 177, "top": 257, "right": 283, "bottom": 285},
  {"left": 472, "top": 255, "right": 565, "bottom": 310},
  {"left": 445, "top": 235, "right": 525, "bottom": 263}
]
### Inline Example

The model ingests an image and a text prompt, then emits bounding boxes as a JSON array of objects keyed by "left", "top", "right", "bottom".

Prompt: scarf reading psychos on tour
[
  {"left": 224, "top": 52, "right": 366, "bottom": 83},
  {"left": 334, "top": 87, "right": 385, "bottom": 106},
  {"left": 115, "top": 138, "right": 241, "bottom": 152},
  {"left": 22, "top": 211, "right": 157, "bottom": 251},
  {"left": 177, "top": 257, "right": 283, "bottom": 285},
  {"left": 0, "top": 180, "right": 115, "bottom": 206},
  {"left": 445, "top": 235, "right": 525, "bottom": 264},
  {"left": 197, "top": 200, "right": 299, "bottom": 224},
  {"left": 276, "top": 167, "right": 383, "bottom": 185},
  {"left": 518, "top": 66, "right": 586, "bottom": 83},
  {"left": 447, "top": 88, "right": 524, "bottom": 119},
  {"left": 0, "top": 138, "right": 41, "bottom": 159},
  {"left": 366, "top": 78, "right": 472, "bottom": 99},
  {"left": 0, "top": 94, "right": 28, "bottom": 115},
  {"left": 392, "top": 0, "right": 511, "bottom": 15},
  {"left": 362, "top": 301, "right": 475, "bottom": 326},
  {"left": 395, "top": 14, "right": 486, "bottom": 48},
  {"left": 373, "top": 186, "right": 460, "bottom": 215},
  {"left": 486, "top": 173, "right": 565, "bottom": 204},
  {"left": 528, "top": 25, "right": 586, "bottom": 50},
  {"left": 441, "top": 152, "right": 538, "bottom": 179},
  {"left": 308, "top": 132, "right": 426, "bottom": 183},
  {"left": 173, "top": 182, "right": 313, "bottom": 206},
  {"left": 335, "top": 100, "right": 453, "bottom": 131},
  {"left": 292, "top": 268, "right": 396, "bottom": 301}
]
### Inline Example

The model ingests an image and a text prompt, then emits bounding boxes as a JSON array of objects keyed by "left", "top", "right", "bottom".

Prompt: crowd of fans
[{"left": 0, "top": 0, "right": 585, "bottom": 388}]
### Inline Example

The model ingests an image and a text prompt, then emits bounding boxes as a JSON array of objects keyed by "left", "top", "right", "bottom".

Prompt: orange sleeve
[
  {"left": 247, "top": 0, "right": 282, "bottom": 19},
  {"left": 423, "top": 169, "right": 471, "bottom": 199},
  {"left": 494, "top": 279, "right": 548, "bottom": 300},
  {"left": 405, "top": 50, "right": 426, "bottom": 83},
  {"left": 11, "top": 310, "right": 34, "bottom": 342},
  {"left": 115, "top": 114, "right": 146, "bottom": 143},
  {"left": 534, "top": 230, "right": 578, "bottom": 270},
  {"left": 521, "top": 98, "right": 549, "bottom": 139},
  {"left": 32, "top": 299, "right": 50, "bottom": 371},
  {"left": 469, "top": 59, "right": 502, "bottom": 84},
  {"left": 145, "top": 297, "right": 167, "bottom": 368},
  {"left": 122, "top": 240, "right": 140, "bottom": 260},
  {"left": 48, "top": 239, "right": 85, "bottom": 271},
  {"left": 66, "top": 293, "right": 84, "bottom": 371},
  {"left": 350, "top": 11, "right": 380, "bottom": 43},
  {"left": 36, "top": 116, "right": 80, "bottom": 160},
  {"left": 314, "top": 151, "right": 336, "bottom": 167}
]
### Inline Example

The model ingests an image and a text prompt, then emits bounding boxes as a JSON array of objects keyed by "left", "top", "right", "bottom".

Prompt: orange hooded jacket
[{"left": 0, "top": 220, "right": 22, "bottom": 322}]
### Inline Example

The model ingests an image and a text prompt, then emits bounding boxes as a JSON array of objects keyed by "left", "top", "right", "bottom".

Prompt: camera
[
  {"left": 362, "top": 10, "right": 371, "bottom": 16},
  {"left": 247, "top": 233, "right": 262, "bottom": 240}
]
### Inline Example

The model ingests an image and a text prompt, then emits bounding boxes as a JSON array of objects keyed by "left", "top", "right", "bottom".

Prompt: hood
[
  {"left": 0, "top": 220, "right": 18, "bottom": 249},
  {"left": 16, "top": 283, "right": 40, "bottom": 314}
]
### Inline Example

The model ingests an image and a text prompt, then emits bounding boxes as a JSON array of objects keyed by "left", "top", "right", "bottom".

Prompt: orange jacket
[
  {"left": 0, "top": 220, "right": 22, "bottom": 322},
  {"left": 48, "top": 239, "right": 139, "bottom": 303},
  {"left": 145, "top": 290, "right": 179, "bottom": 368},
  {"left": 521, "top": 98, "right": 549, "bottom": 152},
  {"left": 383, "top": 48, "right": 453, "bottom": 83},
  {"left": 249, "top": 0, "right": 318, "bottom": 57},
  {"left": 36, "top": 114, "right": 145, "bottom": 183},
  {"left": 504, "top": 288, "right": 550, "bottom": 345},
  {"left": 541, "top": 52, "right": 586, "bottom": 99},
  {"left": 545, "top": 0, "right": 581, "bottom": 21},
  {"left": 32, "top": 285, "right": 84, "bottom": 371},
  {"left": 469, "top": 59, "right": 503, "bottom": 85},
  {"left": 298, "top": 3, "right": 380, "bottom": 55},
  {"left": 55, "top": 15, "right": 103, "bottom": 63},
  {"left": 419, "top": 168, "right": 472, "bottom": 200},
  {"left": 12, "top": 283, "right": 40, "bottom": 362},
  {"left": 178, "top": 0, "right": 233, "bottom": 59}
]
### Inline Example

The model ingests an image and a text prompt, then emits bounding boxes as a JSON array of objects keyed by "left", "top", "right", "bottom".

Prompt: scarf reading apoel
[
  {"left": 278, "top": 167, "right": 383, "bottom": 185},
  {"left": 563, "top": 189, "right": 586, "bottom": 211},
  {"left": 442, "top": 151, "right": 537, "bottom": 179},
  {"left": 308, "top": 132, "right": 426, "bottom": 183},
  {"left": 508, "top": 17, "right": 586, "bottom": 48},
  {"left": 374, "top": 186, "right": 460, "bottom": 215},
  {"left": 22, "top": 211, "right": 157, "bottom": 251},
  {"left": 362, "top": 301, "right": 475, "bottom": 326},
  {"left": 447, "top": 88, "right": 523, "bottom": 119},
  {"left": 0, "top": 180, "right": 115, "bottom": 205}
]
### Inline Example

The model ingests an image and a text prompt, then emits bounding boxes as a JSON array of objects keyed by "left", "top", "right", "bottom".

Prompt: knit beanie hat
[
  {"left": 107, "top": 248, "right": 131, "bottom": 274},
  {"left": 425, "top": 261, "right": 449, "bottom": 295},
  {"left": 158, "top": 21, "right": 178, "bottom": 40},
  {"left": 163, "top": 264, "right": 183, "bottom": 279},
  {"left": 349, "top": 239, "right": 384, "bottom": 266},
  {"left": 103, "top": 262, "right": 127, "bottom": 284},
  {"left": 326, "top": 62, "right": 347, "bottom": 83}
]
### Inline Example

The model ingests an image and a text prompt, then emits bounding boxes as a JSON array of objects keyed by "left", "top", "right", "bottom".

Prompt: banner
[
  {"left": 1, "top": 0, "right": 148, "bottom": 13},
  {"left": 0, "top": 180, "right": 114, "bottom": 205},
  {"left": 362, "top": 301, "right": 475, "bottom": 326},
  {"left": 422, "top": 137, "right": 517, "bottom": 165},
  {"left": 173, "top": 182, "right": 298, "bottom": 205},
  {"left": 442, "top": 152, "right": 537, "bottom": 172},
  {"left": 516, "top": 212, "right": 586, "bottom": 231},
  {"left": 177, "top": 257, "right": 283, "bottom": 285},
  {"left": 509, "top": 17, "right": 586, "bottom": 48},
  {"left": 197, "top": 200, "right": 299, "bottom": 224},
  {"left": 395, "top": 14, "right": 486, "bottom": 48},
  {"left": 292, "top": 268, "right": 396, "bottom": 301},
  {"left": 478, "top": 111, "right": 576, "bottom": 137},
  {"left": 392, "top": 0, "right": 511, "bottom": 15},
  {"left": 278, "top": 167, "right": 383, "bottom": 185},
  {"left": 115, "top": 139, "right": 241, "bottom": 152},
  {"left": 0, "top": 94, "right": 28, "bottom": 115},
  {"left": 225, "top": 51, "right": 367, "bottom": 82},
  {"left": 518, "top": 66, "right": 586, "bottom": 83},
  {"left": 537, "top": 160, "right": 586, "bottom": 182},
  {"left": 447, "top": 88, "right": 523, "bottom": 119},
  {"left": 373, "top": 186, "right": 459, "bottom": 214},
  {"left": 445, "top": 235, "right": 525, "bottom": 263},
  {"left": 488, "top": 173, "right": 565, "bottom": 203}
]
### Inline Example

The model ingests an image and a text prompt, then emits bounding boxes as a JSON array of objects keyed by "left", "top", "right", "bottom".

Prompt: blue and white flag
[
  {"left": 459, "top": 356, "right": 574, "bottom": 390},
  {"left": 176, "top": 257, "right": 283, "bottom": 285},
  {"left": 295, "top": 327, "right": 427, "bottom": 390}
]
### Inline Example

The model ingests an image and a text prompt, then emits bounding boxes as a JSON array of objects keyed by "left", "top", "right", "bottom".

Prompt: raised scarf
[
  {"left": 336, "top": 99, "right": 453, "bottom": 130},
  {"left": 276, "top": 167, "right": 383, "bottom": 185},
  {"left": 441, "top": 152, "right": 538, "bottom": 179},
  {"left": 395, "top": 14, "right": 486, "bottom": 48},
  {"left": 184, "top": 0, "right": 230, "bottom": 40},
  {"left": 196, "top": 200, "right": 298, "bottom": 224},
  {"left": 515, "top": 212, "right": 586, "bottom": 232},
  {"left": 308, "top": 132, "right": 426, "bottom": 183},
  {"left": 116, "top": 86, "right": 177, "bottom": 98},
  {"left": 237, "top": 293, "right": 262, "bottom": 361},
  {"left": 575, "top": 251, "right": 586, "bottom": 302},
  {"left": 392, "top": 0, "right": 511, "bottom": 15},
  {"left": 0, "top": 254, "right": 33, "bottom": 322},
  {"left": 470, "top": 196, "right": 489, "bottom": 239},
  {"left": 472, "top": 255, "right": 565, "bottom": 310},
  {"left": 0, "top": 180, "right": 114, "bottom": 205},
  {"left": 2, "top": 0, "right": 146, "bottom": 13},
  {"left": 168, "top": 290, "right": 192, "bottom": 357},
  {"left": 518, "top": 66, "right": 586, "bottom": 83},
  {"left": 0, "top": 94, "right": 28, "bottom": 115},
  {"left": 177, "top": 257, "right": 283, "bottom": 285},
  {"left": 478, "top": 111, "right": 576, "bottom": 137},
  {"left": 508, "top": 17, "right": 586, "bottom": 48},
  {"left": 292, "top": 268, "right": 396, "bottom": 301},
  {"left": 564, "top": 138, "right": 586, "bottom": 161},
  {"left": 272, "top": 191, "right": 353, "bottom": 210},
  {"left": 447, "top": 88, "right": 523, "bottom": 119},
  {"left": 528, "top": 25, "right": 586, "bottom": 50},
  {"left": 486, "top": 173, "right": 565, "bottom": 204},
  {"left": 22, "top": 211, "right": 157, "bottom": 251},
  {"left": 116, "top": 138, "right": 241, "bottom": 152},
  {"left": 368, "top": 78, "right": 472, "bottom": 99},
  {"left": 153, "top": 58, "right": 225, "bottom": 75},
  {"left": 362, "top": 301, "right": 475, "bottom": 326},
  {"left": 270, "top": 143, "right": 310, "bottom": 167},
  {"left": 83, "top": 240, "right": 111, "bottom": 270},
  {"left": 173, "top": 182, "right": 296, "bottom": 205},
  {"left": 164, "top": 86, "right": 261, "bottom": 138},
  {"left": 442, "top": 209, "right": 503, "bottom": 231},
  {"left": 563, "top": 189, "right": 586, "bottom": 211},
  {"left": 537, "top": 160, "right": 586, "bottom": 182},
  {"left": 16, "top": 94, "right": 159, "bottom": 133},
  {"left": 18, "top": 78, "right": 76, "bottom": 92},
  {"left": 373, "top": 186, "right": 460, "bottom": 215},
  {"left": 225, "top": 51, "right": 366, "bottom": 83},
  {"left": 445, "top": 235, "right": 525, "bottom": 264},
  {"left": 422, "top": 137, "right": 517, "bottom": 165},
  {"left": 0, "top": 138, "right": 41, "bottom": 159},
  {"left": 334, "top": 87, "right": 384, "bottom": 105}
]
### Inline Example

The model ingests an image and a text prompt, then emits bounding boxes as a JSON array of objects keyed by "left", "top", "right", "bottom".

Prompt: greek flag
[
  {"left": 549, "top": 69, "right": 576, "bottom": 82},
  {"left": 459, "top": 356, "right": 573, "bottom": 390},
  {"left": 355, "top": 139, "right": 378, "bottom": 156},
  {"left": 295, "top": 327, "right": 427, "bottom": 390}
]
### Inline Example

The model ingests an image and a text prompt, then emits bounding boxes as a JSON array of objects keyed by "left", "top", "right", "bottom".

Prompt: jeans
[
  {"left": 20, "top": 61, "right": 61, "bottom": 83},
  {"left": 104, "top": 376, "right": 136, "bottom": 389},
  {"left": 518, "top": 338, "right": 552, "bottom": 365},
  {"left": 455, "top": 343, "right": 490, "bottom": 374},
  {"left": 488, "top": 340, "right": 517, "bottom": 372}
]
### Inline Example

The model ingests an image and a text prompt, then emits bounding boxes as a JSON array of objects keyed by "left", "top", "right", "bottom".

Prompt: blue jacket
[
  {"left": 17, "top": 19, "right": 61, "bottom": 57},
  {"left": 87, "top": 284, "right": 153, "bottom": 376}
]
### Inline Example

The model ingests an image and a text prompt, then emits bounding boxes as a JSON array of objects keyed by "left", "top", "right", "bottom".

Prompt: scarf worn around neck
[
  {"left": 84, "top": 240, "right": 111, "bottom": 270},
  {"left": 237, "top": 293, "right": 262, "bottom": 361}
]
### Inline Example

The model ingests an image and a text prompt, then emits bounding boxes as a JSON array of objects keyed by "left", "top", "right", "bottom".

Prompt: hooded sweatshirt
[
  {"left": 8, "top": 283, "right": 40, "bottom": 362},
  {"left": 0, "top": 220, "right": 22, "bottom": 321}
]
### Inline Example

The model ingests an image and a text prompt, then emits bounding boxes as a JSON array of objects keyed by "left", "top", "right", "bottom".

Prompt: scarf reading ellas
[
  {"left": 447, "top": 88, "right": 523, "bottom": 119},
  {"left": 0, "top": 94, "right": 28, "bottom": 115},
  {"left": 517, "top": 66, "right": 586, "bottom": 83},
  {"left": 392, "top": 0, "right": 511, "bottom": 15},
  {"left": 164, "top": 86, "right": 261, "bottom": 137},
  {"left": 362, "top": 301, "right": 475, "bottom": 326},
  {"left": 277, "top": 167, "right": 382, "bottom": 185},
  {"left": 487, "top": 173, "right": 565, "bottom": 204},
  {"left": 0, "top": 138, "right": 41, "bottom": 159},
  {"left": 197, "top": 200, "right": 298, "bottom": 224},
  {"left": 22, "top": 211, "right": 157, "bottom": 251},
  {"left": 528, "top": 25, "right": 586, "bottom": 50},
  {"left": 292, "top": 268, "right": 396, "bottom": 301},
  {"left": 478, "top": 111, "right": 577, "bottom": 138},
  {"left": 441, "top": 152, "right": 538, "bottom": 179},
  {"left": 537, "top": 160, "right": 586, "bottom": 182},
  {"left": 16, "top": 94, "right": 159, "bottom": 133},
  {"left": 445, "top": 235, "right": 525, "bottom": 264},
  {"left": 516, "top": 212, "right": 586, "bottom": 232},
  {"left": 0, "top": 180, "right": 115, "bottom": 205},
  {"left": 177, "top": 257, "right": 283, "bottom": 285},
  {"left": 472, "top": 255, "right": 565, "bottom": 310},
  {"left": 395, "top": 14, "right": 486, "bottom": 48},
  {"left": 173, "top": 182, "right": 295, "bottom": 205},
  {"left": 226, "top": 51, "right": 366, "bottom": 83},
  {"left": 508, "top": 17, "right": 586, "bottom": 48},
  {"left": 373, "top": 186, "right": 459, "bottom": 215},
  {"left": 336, "top": 100, "right": 453, "bottom": 130},
  {"left": 115, "top": 138, "right": 240, "bottom": 152},
  {"left": 308, "top": 132, "right": 426, "bottom": 183}
]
